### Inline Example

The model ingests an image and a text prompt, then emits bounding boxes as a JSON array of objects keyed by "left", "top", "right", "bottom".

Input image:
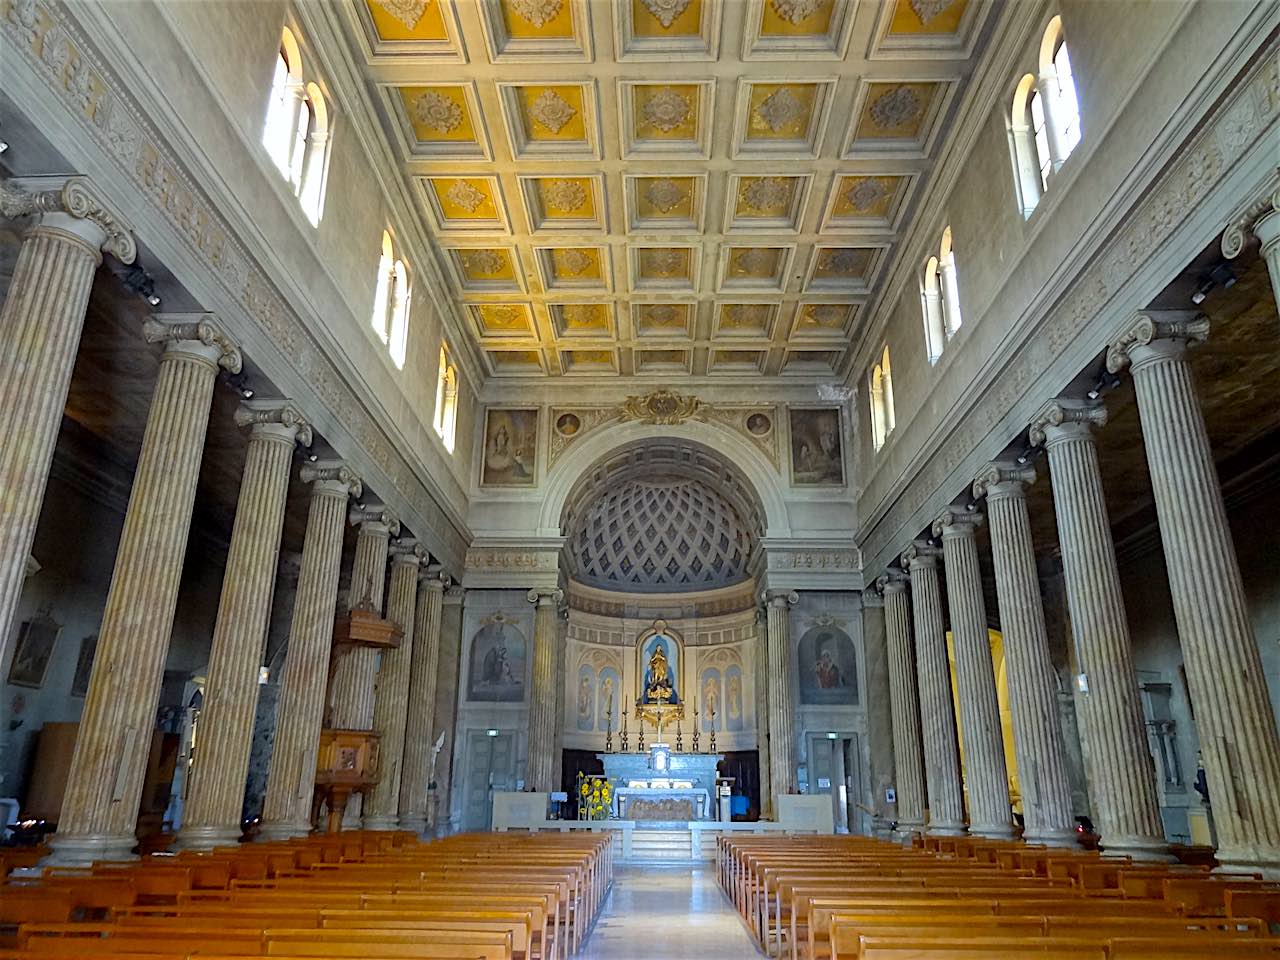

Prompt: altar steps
[{"left": 626, "top": 829, "right": 694, "bottom": 862}]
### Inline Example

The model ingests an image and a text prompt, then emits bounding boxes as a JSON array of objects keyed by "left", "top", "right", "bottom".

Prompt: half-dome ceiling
[{"left": 569, "top": 477, "right": 752, "bottom": 593}]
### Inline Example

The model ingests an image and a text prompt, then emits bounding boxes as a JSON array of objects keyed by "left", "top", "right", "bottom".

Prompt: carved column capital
[
  {"left": 932, "top": 508, "right": 984, "bottom": 540},
  {"left": 861, "top": 588, "right": 885, "bottom": 609},
  {"left": 1029, "top": 397, "right": 1107, "bottom": 447},
  {"left": 1, "top": 176, "right": 136, "bottom": 263},
  {"left": 389, "top": 538, "right": 428, "bottom": 568},
  {"left": 421, "top": 564, "right": 451, "bottom": 591},
  {"left": 1222, "top": 177, "right": 1280, "bottom": 258},
  {"left": 972, "top": 461, "right": 1036, "bottom": 500},
  {"left": 1106, "top": 311, "right": 1210, "bottom": 374},
  {"left": 526, "top": 587, "right": 564, "bottom": 607},
  {"left": 143, "top": 314, "right": 242, "bottom": 373},
  {"left": 900, "top": 540, "right": 941, "bottom": 570},
  {"left": 761, "top": 588, "right": 799, "bottom": 608},
  {"left": 875, "top": 568, "right": 910, "bottom": 595},
  {"left": 299, "top": 460, "right": 362, "bottom": 499},
  {"left": 233, "top": 400, "right": 313, "bottom": 447},
  {"left": 349, "top": 502, "right": 401, "bottom": 536}
]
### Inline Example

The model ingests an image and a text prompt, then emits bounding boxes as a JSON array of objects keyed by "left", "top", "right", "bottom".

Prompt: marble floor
[{"left": 580, "top": 863, "right": 761, "bottom": 959}]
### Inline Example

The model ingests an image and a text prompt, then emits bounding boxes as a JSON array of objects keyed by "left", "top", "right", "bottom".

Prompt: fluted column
[
  {"left": 526, "top": 587, "right": 564, "bottom": 792},
  {"left": 1223, "top": 185, "right": 1278, "bottom": 311},
  {"left": 755, "top": 613, "right": 773, "bottom": 819},
  {"left": 0, "top": 178, "right": 135, "bottom": 672},
  {"left": 328, "top": 504, "right": 399, "bottom": 729},
  {"left": 861, "top": 588, "right": 897, "bottom": 838},
  {"left": 46, "top": 317, "right": 240, "bottom": 865},
  {"left": 1030, "top": 399, "right": 1170, "bottom": 860},
  {"left": 363, "top": 540, "right": 426, "bottom": 829},
  {"left": 176, "top": 403, "right": 311, "bottom": 850},
  {"left": 764, "top": 590, "right": 799, "bottom": 799},
  {"left": 1110, "top": 313, "right": 1280, "bottom": 875},
  {"left": 259, "top": 462, "right": 362, "bottom": 840},
  {"left": 399, "top": 570, "right": 449, "bottom": 834},
  {"left": 879, "top": 572, "right": 925, "bottom": 836},
  {"left": 431, "top": 586, "right": 465, "bottom": 835},
  {"left": 934, "top": 509, "right": 1015, "bottom": 839},
  {"left": 902, "top": 541, "right": 966, "bottom": 836},
  {"left": 973, "top": 463, "right": 1078, "bottom": 847}
]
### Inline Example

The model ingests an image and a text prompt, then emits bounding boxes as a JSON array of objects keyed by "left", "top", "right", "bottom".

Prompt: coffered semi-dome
[{"left": 568, "top": 476, "right": 753, "bottom": 593}]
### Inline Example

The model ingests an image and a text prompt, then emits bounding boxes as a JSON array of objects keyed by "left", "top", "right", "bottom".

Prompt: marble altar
[{"left": 598, "top": 751, "right": 722, "bottom": 821}]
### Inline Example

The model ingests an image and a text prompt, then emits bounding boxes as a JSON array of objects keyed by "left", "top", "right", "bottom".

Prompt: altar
[{"left": 598, "top": 751, "right": 722, "bottom": 821}]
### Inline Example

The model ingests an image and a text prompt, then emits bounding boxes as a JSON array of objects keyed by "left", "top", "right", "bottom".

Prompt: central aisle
[{"left": 580, "top": 863, "right": 760, "bottom": 959}]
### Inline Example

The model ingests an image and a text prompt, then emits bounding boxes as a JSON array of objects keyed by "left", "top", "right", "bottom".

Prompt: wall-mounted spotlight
[{"left": 1190, "top": 264, "right": 1238, "bottom": 305}]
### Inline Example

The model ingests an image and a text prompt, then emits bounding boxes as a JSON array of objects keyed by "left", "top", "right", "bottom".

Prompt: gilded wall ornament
[
  {"left": 642, "top": 89, "right": 691, "bottom": 133},
  {"left": 377, "top": 0, "right": 428, "bottom": 30},
  {"left": 644, "top": 178, "right": 687, "bottom": 213},
  {"left": 543, "top": 178, "right": 587, "bottom": 212},
  {"left": 643, "top": 304, "right": 681, "bottom": 326},
  {"left": 554, "top": 248, "right": 593, "bottom": 276},
  {"left": 445, "top": 180, "right": 486, "bottom": 212},
  {"left": 732, "top": 249, "right": 775, "bottom": 275},
  {"left": 771, "top": 0, "right": 824, "bottom": 25},
  {"left": 562, "top": 303, "right": 605, "bottom": 328},
  {"left": 640, "top": 0, "right": 692, "bottom": 29},
  {"left": 642, "top": 249, "right": 686, "bottom": 276},
  {"left": 617, "top": 389, "right": 707, "bottom": 425},
  {"left": 529, "top": 89, "right": 576, "bottom": 134},
  {"left": 740, "top": 177, "right": 792, "bottom": 212},
  {"left": 755, "top": 87, "right": 805, "bottom": 133},
  {"left": 910, "top": 0, "right": 956, "bottom": 25},
  {"left": 509, "top": 0, "right": 564, "bottom": 29},
  {"left": 461, "top": 250, "right": 506, "bottom": 275},
  {"left": 845, "top": 178, "right": 888, "bottom": 212},
  {"left": 869, "top": 86, "right": 923, "bottom": 130},
  {"left": 413, "top": 91, "right": 463, "bottom": 134}
]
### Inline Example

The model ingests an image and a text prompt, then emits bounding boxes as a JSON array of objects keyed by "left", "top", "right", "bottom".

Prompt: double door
[{"left": 461, "top": 730, "right": 515, "bottom": 831}]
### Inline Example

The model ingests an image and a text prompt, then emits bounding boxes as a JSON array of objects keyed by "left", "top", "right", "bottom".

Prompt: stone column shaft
[
  {"left": 431, "top": 587, "right": 465, "bottom": 835},
  {"left": 935, "top": 510, "right": 1014, "bottom": 839},
  {"left": 0, "top": 178, "right": 134, "bottom": 672},
  {"left": 974, "top": 464, "right": 1078, "bottom": 847},
  {"left": 755, "top": 623, "right": 772, "bottom": 819},
  {"left": 259, "top": 463, "right": 361, "bottom": 840},
  {"left": 48, "top": 317, "right": 240, "bottom": 865},
  {"left": 177, "top": 404, "right": 310, "bottom": 849},
  {"left": 902, "top": 543, "right": 966, "bottom": 835},
  {"left": 328, "top": 505, "right": 399, "bottom": 730},
  {"left": 765, "top": 591, "right": 799, "bottom": 799},
  {"left": 526, "top": 588, "right": 564, "bottom": 792},
  {"left": 861, "top": 590, "right": 896, "bottom": 837},
  {"left": 1031, "top": 399, "right": 1170, "bottom": 860},
  {"left": 399, "top": 572, "right": 447, "bottom": 833},
  {"left": 880, "top": 575, "right": 925, "bottom": 835},
  {"left": 1111, "top": 314, "right": 1280, "bottom": 874},
  {"left": 363, "top": 542, "right": 425, "bottom": 829}
]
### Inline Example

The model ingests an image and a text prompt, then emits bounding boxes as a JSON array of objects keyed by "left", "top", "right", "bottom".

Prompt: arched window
[
  {"left": 1040, "top": 17, "right": 1081, "bottom": 163},
  {"left": 938, "top": 227, "right": 961, "bottom": 337},
  {"left": 869, "top": 345, "right": 895, "bottom": 452},
  {"left": 262, "top": 28, "right": 331, "bottom": 225},
  {"left": 372, "top": 230, "right": 411, "bottom": 369},
  {"left": 1008, "top": 18, "right": 1082, "bottom": 216},
  {"left": 920, "top": 255, "right": 945, "bottom": 364},
  {"left": 434, "top": 344, "right": 459, "bottom": 454},
  {"left": 263, "top": 31, "right": 302, "bottom": 177}
]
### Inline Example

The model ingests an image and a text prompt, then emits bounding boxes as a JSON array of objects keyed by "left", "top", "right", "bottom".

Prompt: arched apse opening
[{"left": 537, "top": 420, "right": 791, "bottom": 539}]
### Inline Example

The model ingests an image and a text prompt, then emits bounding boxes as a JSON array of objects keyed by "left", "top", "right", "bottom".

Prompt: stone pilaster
[
  {"left": 259, "top": 462, "right": 361, "bottom": 840},
  {"left": 399, "top": 570, "right": 449, "bottom": 834},
  {"left": 526, "top": 587, "right": 565, "bottom": 792},
  {"left": 755, "top": 611, "right": 773, "bottom": 819},
  {"left": 901, "top": 541, "right": 966, "bottom": 836},
  {"left": 934, "top": 509, "right": 1015, "bottom": 839},
  {"left": 431, "top": 586, "right": 465, "bottom": 835},
  {"left": 861, "top": 587, "right": 897, "bottom": 838},
  {"left": 1030, "top": 399, "right": 1170, "bottom": 861},
  {"left": 363, "top": 539, "right": 426, "bottom": 830},
  {"left": 0, "top": 178, "right": 135, "bottom": 673},
  {"left": 46, "top": 316, "right": 240, "bottom": 865},
  {"left": 176, "top": 402, "right": 311, "bottom": 850},
  {"left": 764, "top": 590, "right": 799, "bottom": 800},
  {"left": 328, "top": 504, "right": 400, "bottom": 730},
  {"left": 973, "top": 463, "right": 1078, "bottom": 847},
  {"left": 878, "top": 572, "right": 925, "bottom": 837},
  {"left": 1110, "top": 313, "right": 1280, "bottom": 875}
]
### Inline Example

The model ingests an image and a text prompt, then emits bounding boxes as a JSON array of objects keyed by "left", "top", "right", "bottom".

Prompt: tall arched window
[
  {"left": 1040, "top": 17, "right": 1081, "bottom": 163},
  {"left": 1009, "top": 17, "right": 1082, "bottom": 216},
  {"left": 938, "top": 227, "right": 961, "bottom": 337},
  {"left": 869, "top": 345, "right": 895, "bottom": 452},
  {"left": 262, "top": 28, "right": 331, "bottom": 225},
  {"left": 920, "top": 255, "right": 945, "bottom": 364},
  {"left": 263, "top": 31, "right": 302, "bottom": 178},
  {"left": 434, "top": 344, "right": 459, "bottom": 454},
  {"left": 372, "top": 230, "right": 411, "bottom": 369}
]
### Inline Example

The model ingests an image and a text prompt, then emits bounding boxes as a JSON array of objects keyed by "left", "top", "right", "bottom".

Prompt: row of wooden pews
[
  {"left": 0, "top": 830, "right": 610, "bottom": 960},
  {"left": 718, "top": 833, "right": 1280, "bottom": 959}
]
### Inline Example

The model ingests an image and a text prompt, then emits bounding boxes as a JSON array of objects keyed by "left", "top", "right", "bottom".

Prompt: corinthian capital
[
  {"left": 143, "top": 314, "right": 242, "bottom": 373},
  {"left": 972, "top": 461, "right": 1036, "bottom": 500},
  {"left": 900, "top": 540, "right": 941, "bottom": 570},
  {"left": 299, "top": 460, "right": 363, "bottom": 499},
  {"left": 390, "top": 538, "right": 428, "bottom": 566},
  {"left": 0, "top": 176, "right": 136, "bottom": 263},
  {"left": 1106, "top": 311, "right": 1210, "bottom": 373},
  {"left": 932, "top": 507, "right": 983, "bottom": 539},
  {"left": 233, "top": 400, "right": 313, "bottom": 447},
  {"left": 350, "top": 502, "right": 401, "bottom": 536},
  {"left": 1028, "top": 398, "right": 1107, "bottom": 447}
]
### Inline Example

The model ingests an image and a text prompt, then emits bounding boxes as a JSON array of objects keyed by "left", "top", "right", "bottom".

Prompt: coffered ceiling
[{"left": 336, "top": 0, "right": 993, "bottom": 386}]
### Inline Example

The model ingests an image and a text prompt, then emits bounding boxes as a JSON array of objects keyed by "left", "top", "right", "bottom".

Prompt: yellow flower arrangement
[{"left": 577, "top": 773, "right": 612, "bottom": 821}]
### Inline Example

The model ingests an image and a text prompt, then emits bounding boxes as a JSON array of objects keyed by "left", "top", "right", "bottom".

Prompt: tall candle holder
[
  {"left": 708, "top": 705, "right": 717, "bottom": 754},
  {"left": 619, "top": 704, "right": 629, "bottom": 753},
  {"left": 605, "top": 703, "right": 614, "bottom": 753},
  {"left": 692, "top": 702, "right": 700, "bottom": 753},
  {"left": 636, "top": 704, "right": 646, "bottom": 753},
  {"left": 675, "top": 715, "right": 683, "bottom": 753}
]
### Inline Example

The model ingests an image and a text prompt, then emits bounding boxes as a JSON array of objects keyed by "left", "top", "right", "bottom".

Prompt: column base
[
  {"left": 926, "top": 819, "right": 967, "bottom": 837},
  {"left": 1098, "top": 834, "right": 1175, "bottom": 862},
  {"left": 1022, "top": 826, "right": 1082, "bottom": 848},
  {"left": 968, "top": 822, "right": 1018, "bottom": 840},
  {"left": 44, "top": 832, "right": 138, "bottom": 866},
  {"left": 361, "top": 815, "right": 400, "bottom": 831},
  {"left": 173, "top": 824, "right": 243, "bottom": 851},
  {"left": 1213, "top": 843, "right": 1280, "bottom": 880},
  {"left": 256, "top": 820, "right": 311, "bottom": 842},
  {"left": 398, "top": 815, "right": 428, "bottom": 835}
]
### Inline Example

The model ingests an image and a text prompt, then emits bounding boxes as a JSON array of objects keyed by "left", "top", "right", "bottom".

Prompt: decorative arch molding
[{"left": 538, "top": 419, "right": 792, "bottom": 538}]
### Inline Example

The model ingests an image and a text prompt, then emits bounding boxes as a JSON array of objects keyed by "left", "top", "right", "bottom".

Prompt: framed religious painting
[
  {"left": 7, "top": 615, "right": 61, "bottom": 689},
  {"left": 480, "top": 407, "right": 538, "bottom": 487},
  {"left": 789, "top": 406, "right": 845, "bottom": 486}
]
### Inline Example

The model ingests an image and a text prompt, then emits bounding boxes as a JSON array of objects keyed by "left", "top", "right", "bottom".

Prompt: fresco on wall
[
  {"left": 700, "top": 667, "right": 723, "bottom": 732},
  {"left": 638, "top": 632, "right": 681, "bottom": 705},
  {"left": 598, "top": 667, "right": 621, "bottom": 731},
  {"left": 7, "top": 616, "right": 60, "bottom": 689},
  {"left": 481, "top": 408, "right": 538, "bottom": 486},
  {"left": 467, "top": 619, "right": 527, "bottom": 702},
  {"left": 798, "top": 624, "right": 858, "bottom": 706},
  {"left": 789, "top": 407, "right": 845, "bottom": 485},
  {"left": 725, "top": 664, "right": 745, "bottom": 731},
  {"left": 576, "top": 665, "right": 595, "bottom": 731}
]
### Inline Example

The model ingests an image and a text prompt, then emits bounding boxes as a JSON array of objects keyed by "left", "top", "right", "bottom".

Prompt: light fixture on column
[
  {"left": 1190, "top": 264, "right": 1237, "bottom": 305},
  {"left": 121, "top": 264, "right": 161, "bottom": 306}
]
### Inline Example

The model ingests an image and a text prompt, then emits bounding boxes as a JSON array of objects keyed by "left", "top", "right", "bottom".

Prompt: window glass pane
[
  {"left": 1030, "top": 92, "right": 1051, "bottom": 188},
  {"left": 1054, "top": 43, "right": 1081, "bottom": 155},
  {"left": 289, "top": 101, "right": 310, "bottom": 190}
]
